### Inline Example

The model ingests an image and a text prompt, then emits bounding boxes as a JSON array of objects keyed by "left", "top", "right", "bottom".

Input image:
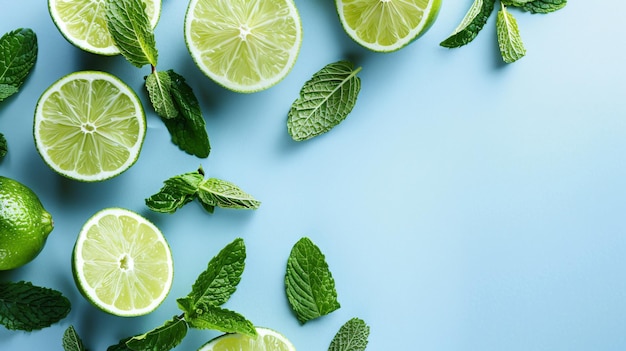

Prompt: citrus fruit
[
  {"left": 0, "top": 176, "right": 53, "bottom": 271},
  {"left": 33, "top": 71, "right": 146, "bottom": 182},
  {"left": 336, "top": 0, "right": 442, "bottom": 52},
  {"left": 72, "top": 208, "right": 173, "bottom": 317},
  {"left": 48, "top": 0, "right": 162, "bottom": 55},
  {"left": 198, "top": 327, "right": 296, "bottom": 351},
  {"left": 184, "top": 0, "right": 302, "bottom": 93}
]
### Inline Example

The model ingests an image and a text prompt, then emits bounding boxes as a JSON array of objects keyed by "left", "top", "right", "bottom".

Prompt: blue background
[{"left": 1, "top": 0, "right": 625, "bottom": 350}]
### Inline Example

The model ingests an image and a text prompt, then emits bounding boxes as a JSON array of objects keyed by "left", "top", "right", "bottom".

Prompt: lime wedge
[
  {"left": 48, "top": 0, "right": 161, "bottom": 55},
  {"left": 34, "top": 71, "right": 146, "bottom": 182},
  {"left": 184, "top": 0, "right": 302, "bottom": 93},
  {"left": 72, "top": 208, "right": 174, "bottom": 317},
  {"left": 198, "top": 327, "right": 296, "bottom": 351},
  {"left": 336, "top": 0, "right": 441, "bottom": 52}
]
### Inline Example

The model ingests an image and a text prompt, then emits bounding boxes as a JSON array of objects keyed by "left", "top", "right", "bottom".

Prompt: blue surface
[{"left": 1, "top": 1, "right": 626, "bottom": 350}]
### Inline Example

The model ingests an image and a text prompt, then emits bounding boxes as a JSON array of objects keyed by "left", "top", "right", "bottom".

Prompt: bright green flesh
[
  {"left": 49, "top": 0, "right": 161, "bottom": 55},
  {"left": 34, "top": 72, "right": 145, "bottom": 182},
  {"left": 186, "top": 0, "right": 302, "bottom": 92},
  {"left": 74, "top": 208, "right": 173, "bottom": 316},
  {"left": 199, "top": 328, "right": 295, "bottom": 351}
]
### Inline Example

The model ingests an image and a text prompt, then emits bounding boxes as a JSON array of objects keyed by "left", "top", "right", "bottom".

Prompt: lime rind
[
  {"left": 48, "top": 0, "right": 162, "bottom": 56},
  {"left": 184, "top": 0, "right": 303, "bottom": 93},
  {"left": 72, "top": 208, "right": 174, "bottom": 317},
  {"left": 33, "top": 71, "right": 146, "bottom": 182},
  {"left": 336, "top": 0, "right": 442, "bottom": 53}
]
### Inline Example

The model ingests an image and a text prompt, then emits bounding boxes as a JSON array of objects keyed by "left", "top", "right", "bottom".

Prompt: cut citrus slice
[
  {"left": 34, "top": 71, "right": 146, "bottom": 182},
  {"left": 336, "top": 0, "right": 442, "bottom": 52},
  {"left": 72, "top": 208, "right": 174, "bottom": 317},
  {"left": 198, "top": 327, "right": 296, "bottom": 351},
  {"left": 184, "top": 0, "right": 302, "bottom": 93},
  {"left": 48, "top": 0, "right": 161, "bottom": 55}
]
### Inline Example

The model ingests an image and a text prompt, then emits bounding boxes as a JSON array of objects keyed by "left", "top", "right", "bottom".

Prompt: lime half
[
  {"left": 72, "top": 208, "right": 173, "bottom": 317},
  {"left": 34, "top": 71, "right": 146, "bottom": 182},
  {"left": 49, "top": 0, "right": 161, "bottom": 55},
  {"left": 184, "top": 0, "right": 302, "bottom": 93},
  {"left": 198, "top": 327, "right": 296, "bottom": 351},
  {"left": 336, "top": 0, "right": 441, "bottom": 52}
]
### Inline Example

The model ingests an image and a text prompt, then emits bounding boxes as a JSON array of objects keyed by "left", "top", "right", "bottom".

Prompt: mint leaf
[
  {"left": 0, "top": 83, "right": 18, "bottom": 101},
  {"left": 497, "top": 4, "right": 526, "bottom": 63},
  {"left": 105, "top": 0, "right": 158, "bottom": 67},
  {"left": 520, "top": 0, "right": 566, "bottom": 13},
  {"left": 146, "top": 71, "right": 178, "bottom": 119},
  {"left": 328, "top": 318, "right": 370, "bottom": 351},
  {"left": 440, "top": 0, "right": 496, "bottom": 48},
  {"left": 62, "top": 325, "right": 87, "bottom": 351},
  {"left": 178, "top": 238, "right": 246, "bottom": 310},
  {"left": 107, "top": 338, "right": 133, "bottom": 351},
  {"left": 0, "top": 133, "right": 7, "bottom": 160},
  {"left": 0, "top": 281, "right": 71, "bottom": 331},
  {"left": 0, "top": 28, "right": 37, "bottom": 94},
  {"left": 164, "top": 70, "right": 211, "bottom": 158},
  {"left": 197, "top": 178, "right": 261, "bottom": 211},
  {"left": 126, "top": 316, "right": 188, "bottom": 351},
  {"left": 285, "top": 237, "right": 340, "bottom": 324},
  {"left": 288, "top": 61, "right": 361, "bottom": 141},
  {"left": 145, "top": 169, "right": 204, "bottom": 213},
  {"left": 184, "top": 303, "right": 256, "bottom": 337}
]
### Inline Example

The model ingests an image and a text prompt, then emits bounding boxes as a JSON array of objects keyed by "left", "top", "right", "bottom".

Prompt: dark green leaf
[
  {"left": 163, "top": 70, "right": 211, "bottom": 158},
  {"left": 62, "top": 325, "right": 87, "bottom": 351},
  {"left": 105, "top": 0, "right": 158, "bottom": 67},
  {"left": 0, "top": 28, "right": 37, "bottom": 89},
  {"left": 0, "top": 133, "right": 7, "bottom": 160},
  {"left": 497, "top": 4, "right": 526, "bottom": 63},
  {"left": 179, "top": 238, "right": 246, "bottom": 311},
  {"left": 287, "top": 61, "right": 361, "bottom": 141},
  {"left": 106, "top": 337, "right": 133, "bottom": 351},
  {"left": 146, "top": 71, "right": 178, "bottom": 119},
  {"left": 197, "top": 178, "right": 260, "bottom": 210},
  {"left": 520, "top": 0, "right": 567, "bottom": 13},
  {"left": 285, "top": 237, "right": 340, "bottom": 324},
  {"left": 328, "top": 318, "right": 370, "bottom": 351},
  {"left": 184, "top": 303, "right": 256, "bottom": 337},
  {"left": 145, "top": 169, "right": 204, "bottom": 213},
  {"left": 440, "top": 0, "right": 496, "bottom": 48},
  {"left": 126, "top": 316, "right": 188, "bottom": 351},
  {"left": 0, "top": 281, "right": 71, "bottom": 331}
]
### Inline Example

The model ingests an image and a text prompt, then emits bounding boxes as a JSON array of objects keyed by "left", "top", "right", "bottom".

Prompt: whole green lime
[{"left": 0, "top": 176, "right": 53, "bottom": 270}]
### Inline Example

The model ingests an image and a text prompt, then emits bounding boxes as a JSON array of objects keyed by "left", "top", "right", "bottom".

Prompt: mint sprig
[
  {"left": 287, "top": 61, "right": 362, "bottom": 141},
  {"left": 285, "top": 237, "right": 340, "bottom": 324},
  {"left": 146, "top": 168, "right": 260, "bottom": 214},
  {"left": 105, "top": 0, "right": 210, "bottom": 158},
  {"left": 0, "top": 281, "right": 71, "bottom": 331},
  {"left": 328, "top": 318, "right": 370, "bottom": 351},
  {"left": 442, "top": 0, "right": 566, "bottom": 63},
  {"left": 110, "top": 238, "right": 255, "bottom": 351}
]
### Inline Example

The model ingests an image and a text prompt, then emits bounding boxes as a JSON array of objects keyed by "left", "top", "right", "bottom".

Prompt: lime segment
[
  {"left": 336, "top": 0, "right": 441, "bottom": 52},
  {"left": 34, "top": 71, "right": 146, "bottom": 182},
  {"left": 72, "top": 208, "right": 173, "bottom": 317},
  {"left": 184, "top": 0, "right": 302, "bottom": 93}
]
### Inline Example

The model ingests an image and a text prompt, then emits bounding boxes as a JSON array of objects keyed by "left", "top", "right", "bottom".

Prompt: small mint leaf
[
  {"left": 145, "top": 169, "right": 204, "bottom": 213},
  {"left": 520, "top": 0, "right": 566, "bottom": 13},
  {"left": 146, "top": 71, "right": 178, "bottom": 119},
  {"left": 285, "top": 237, "right": 340, "bottom": 324},
  {"left": 105, "top": 0, "right": 158, "bottom": 67},
  {"left": 126, "top": 316, "right": 188, "bottom": 351},
  {"left": 440, "top": 0, "right": 496, "bottom": 48},
  {"left": 497, "top": 4, "right": 526, "bottom": 63},
  {"left": 328, "top": 318, "right": 370, "bottom": 351},
  {"left": 287, "top": 61, "right": 361, "bottom": 141},
  {"left": 0, "top": 28, "right": 37, "bottom": 89},
  {"left": 185, "top": 303, "right": 256, "bottom": 337},
  {"left": 62, "top": 325, "right": 87, "bottom": 351},
  {"left": 197, "top": 178, "right": 261, "bottom": 211}
]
